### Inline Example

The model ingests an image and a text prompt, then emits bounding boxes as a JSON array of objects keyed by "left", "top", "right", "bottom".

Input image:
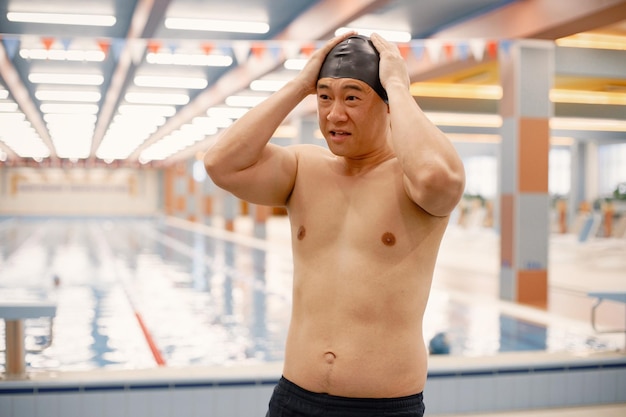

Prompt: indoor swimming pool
[{"left": 0, "top": 217, "right": 619, "bottom": 373}]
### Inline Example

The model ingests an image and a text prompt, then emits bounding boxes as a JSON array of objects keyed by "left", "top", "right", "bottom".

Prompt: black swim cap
[{"left": 318, "top": 35, "right": 388, "bottom": 103}]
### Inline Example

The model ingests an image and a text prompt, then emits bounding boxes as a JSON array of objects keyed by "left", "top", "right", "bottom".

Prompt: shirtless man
[{"left": 204, "top": 32, "right": 465, "bottom": 416}]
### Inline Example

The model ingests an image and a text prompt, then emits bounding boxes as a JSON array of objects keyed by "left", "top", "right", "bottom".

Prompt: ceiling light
[
  {"left": 125, "top": 92, "right": 190, "bottom": 105},
  {"left": 146, "top": 52, "right": 233, "bottom": 67},
  {"left": 134, "top": 75, "right": 208, "bottom": 89},
  {"left": 410, "top": 83, "right": 502, "bottom": 100},
  {"left": 207, "top": 106, "right": 249, "bottom": 119},
  {"left": 164, "top": 17, "right": 269, "bottom": 34},
  {"left": 556, "top": 33, "right": 626, "bottom": 51},
  {"left": 36, "top": 90, "right": 101, "bottom": 102},
  {"left": 7, "top": 12, "right": 116, "bottom": 27},
  {"left": 225, "top": 95, "right": 267, "bottom": 107},
  {"left": 550, "top": 117, "right": 626, "bottom": 132},
  {"left": 118, "top": 104, "right": 176, "bottom": 117},
  {"left": 250, "top": 79, "right": 289, "bottom": 92},
  {"left": 40, "top": 103, "right": 99, "bottom": 114},
  {"left": 425, "top": 112, "right": 502, "bottom": 128},
  {"left": 284, "top": 59, "right": 307, "bottom": 71},
  {"left": 0, "top": 89, "right": 9, "bottom": 99},
  {"left": 20, "top": 48, "right": 105, "bottom": 62},
  {"left": 29, "top": 73, "right": 104, "bottom": 85},
  {"left": 335, "top": 27, "right": 411, "bottom": 43},
  {"left": 550, "top": 89, "right": 626, "bottom": 105},
  {"left": 0, "top": 103, "right": 19, "bottom": 112}
]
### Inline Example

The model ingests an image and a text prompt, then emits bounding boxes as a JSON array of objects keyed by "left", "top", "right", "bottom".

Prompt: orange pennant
[
  {"left": 97, "top": 39, "right": 110, "bottom": 55},
  {"left": 486, "top": 40, "right": 498, "bottom": 58},
  {"left": 398, "top": 43, "right": 411, "bottom": 59},
  {"left": 443, "top": 43, "right": 455, "bottom": 60},
  {"left": 41, "top": 37, "right": 54, "bottom": 50},
  {"left": 147, "top": 41, "right": 161, "bottom": 54},
  {"left": 250, "top": 43, "right": 266, "bottom": 59},
  {"left": 201, "top": 42, "right": 214, "bottom": 55},
  {"left": 300, "top": 43, "right": 315, "bottom": 57}
]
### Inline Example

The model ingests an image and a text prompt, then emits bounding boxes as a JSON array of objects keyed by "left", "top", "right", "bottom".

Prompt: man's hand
[
  {"left": 293, "top": 31, "right": 357, "bottom": 95},
  {"left": 370, "top": 32, "right": 410, "bottom": 92}
]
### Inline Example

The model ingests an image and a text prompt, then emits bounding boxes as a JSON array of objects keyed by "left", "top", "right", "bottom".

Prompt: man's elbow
[{"left": 412, "top": 167, "right": 465, "bottom": 217}]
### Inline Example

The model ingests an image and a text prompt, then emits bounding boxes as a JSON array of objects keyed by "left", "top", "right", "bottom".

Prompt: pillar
[{"left": 499, "top": 40, "right": 553, "bottom": 309}]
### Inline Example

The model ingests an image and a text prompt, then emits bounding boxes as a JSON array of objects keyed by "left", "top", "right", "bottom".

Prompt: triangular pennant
[
  {"left": 469, "top": 39, "right": 485, "bottom": 61},
  {"left": 250, "top": 43, "right": 266, "bottom": 59},
  {"left": 456, "top": 41, "right": 470, "bottom": 61},
  {"left": 232, "top": 41, "right": 251, "bottom": 64},
  {"left": 41, "top": 37, "right": 54, "bottom": 51},
  {"left": 267, "top": 43, "right": 282, "bottom": 60},
  {"left": 147, "top": 41, "right": 161, "bottom": 54},
  {"left": 499, "top": 39, "right": 513, "bottom": 57},
  {"left": 398, "top": 43, "right": 411, "bottom": 59},
  {"left": 443, "top": 43, "right": 455, "bottom": 60},
  {"left": 111, "top": 38, "right": 125, "bottom": 62},
  {"left": 486, "top": 40, "right": 498, "bottom": 59},
  {"left": 282, "top": 41, "right": 301, "bottom": 59},
  {"left": 300, "top": 43, "right": 315, "bottom": 57},
  {"left": 129, "top": 40, "right": 146, "bottom": 64},
  {"left": 201, "top": 42, "right": 214, "bottom": 55},
  {"left": 60, "top": 38, "right": 72, "bottom": 51},
  {"left": 167, "top": 42, "right": 178, "bottom": 54},
  {"left": 1, "top": 37, "right": 20, "bottom": 60},
  {"left": 97, "top": 39, "right": 110, "bottom": 56},
  {"left": 410, "top": 42, "right": 425, "bottom": 61},
  {"left": 425, "top": 40, "right": 442, "bottom": 64}
]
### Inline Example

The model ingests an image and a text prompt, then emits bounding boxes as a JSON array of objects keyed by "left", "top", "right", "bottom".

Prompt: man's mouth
[{"left": 330, "top": 130, "right": 351, "bottom": 138}]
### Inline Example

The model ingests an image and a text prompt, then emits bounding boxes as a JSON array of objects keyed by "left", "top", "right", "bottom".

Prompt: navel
[
  {"left": 381, "top": 232, "right": 396, "bottom": 246},
  {"left": 297, "top": 225, "right": 306, "bottom": 240},
  {"left": 324, "top": 351, "right": 336, "bottom": 364}
]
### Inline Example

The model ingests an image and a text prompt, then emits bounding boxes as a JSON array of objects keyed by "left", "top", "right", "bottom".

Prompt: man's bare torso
[{"left": 282, "top": 145, "right": 449, "bottom": 398}]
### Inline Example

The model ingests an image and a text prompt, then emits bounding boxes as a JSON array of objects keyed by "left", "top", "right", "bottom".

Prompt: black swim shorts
[{"left": 266, "top": 376, "right": 425, "bottom": 417}]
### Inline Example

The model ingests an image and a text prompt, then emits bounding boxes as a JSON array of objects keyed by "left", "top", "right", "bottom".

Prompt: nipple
[
  {"left": 381, "top": 232, "right": 396, "bottom": 246},
  {"left": 297, "top": 225, "right": 306, "bottom": 240}
]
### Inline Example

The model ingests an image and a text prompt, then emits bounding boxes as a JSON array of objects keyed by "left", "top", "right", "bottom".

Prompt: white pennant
[
  {"left": 469, "top": 39, "right": 486, "bottom": 61},
  {"left": 232, "top": 41, "right": 251, "bottom": 65}
]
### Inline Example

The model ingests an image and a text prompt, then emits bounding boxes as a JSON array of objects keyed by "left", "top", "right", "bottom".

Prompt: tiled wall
[{"left": 1, "top": 355, "right": 625, "bottom": 417}]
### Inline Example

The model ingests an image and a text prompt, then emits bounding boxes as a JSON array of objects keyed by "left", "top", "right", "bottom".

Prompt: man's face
[{"left": 316, "top": 77, "right": 389, "bottom": 157}]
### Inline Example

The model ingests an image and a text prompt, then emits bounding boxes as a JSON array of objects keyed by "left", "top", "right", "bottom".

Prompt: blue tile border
[{"left": 1, "top": 360, "right": 625, "bottom": 395}]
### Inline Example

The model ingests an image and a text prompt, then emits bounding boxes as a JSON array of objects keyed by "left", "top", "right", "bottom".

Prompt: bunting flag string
[{"left": 0, "top": 35, "right": 511, "bottom": 66}]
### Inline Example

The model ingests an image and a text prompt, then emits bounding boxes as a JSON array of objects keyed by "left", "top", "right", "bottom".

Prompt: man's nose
[{"left": 327, "top": 101, "right": 347, "bottom": 121}]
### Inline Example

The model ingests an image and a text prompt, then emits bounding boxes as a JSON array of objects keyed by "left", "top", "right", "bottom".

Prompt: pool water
[{"left": 0, "top": 217, "right": 616, "bottom": 372}]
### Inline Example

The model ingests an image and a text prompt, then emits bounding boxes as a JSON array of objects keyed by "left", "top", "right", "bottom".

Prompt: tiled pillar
[{"left": 499, "top": 40, "right": 553, "bottom": 308}]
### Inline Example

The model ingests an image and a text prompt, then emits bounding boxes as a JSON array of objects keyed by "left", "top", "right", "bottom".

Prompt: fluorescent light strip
[
  {"left": 335, "top": 27, "right": 411, "bottom": 43},
  {"left": 411, "top": 83, "right": 502, "bottom": 100},
  {"left": 556, "top": 33, "right": 626, "bottom": 51},
  {"left": 36, "top": 90, "right": 101, "bottom": 102},
  {"left": 0, "top": 89, "right": 10, "bottom": 99},
  {"left": 29, "top": 73, "right": 104, "bottom": 85},
  {"left": 7, "top": 12, "right": 115, "bottom": 27},
  {"left": 550, "top": 89, "right": 626, "bottom": 105},
  {"left": 134, "top": 75, "right": 208, "bottom": 89},
  {"left": 125, "top": 92, "right": 190, "bottom": 105},
  {"left": 164, "top": 17, "right": 269, "bottom": 34},
  {"left": 225, "top": 95, "right": 268, "bottom": 107},
  {"left": 425, "top": 112, "right": 502, "bottom": 128},
  {"left": 20, "top": 49, "right": 105, "bottom": 62},
  {"left": 0, "top": 103, "right": 19, "bottom": 112},
  {"left": 40, "top": 103, "right": 99, "bottom": 114},
  {"left": 250, "top": 79, "right": 289, "bottom": 92},
  {"left": 146, "top": 52, "right": 233, "bottom": 67}
]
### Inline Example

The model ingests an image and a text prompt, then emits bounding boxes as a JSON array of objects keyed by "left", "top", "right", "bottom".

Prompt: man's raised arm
[
  {"left": 204, "top": 33, "right": 355, "bottom": 207},
  {"left": 371, "top": 33, "right": 466, "bottom": 217}
]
